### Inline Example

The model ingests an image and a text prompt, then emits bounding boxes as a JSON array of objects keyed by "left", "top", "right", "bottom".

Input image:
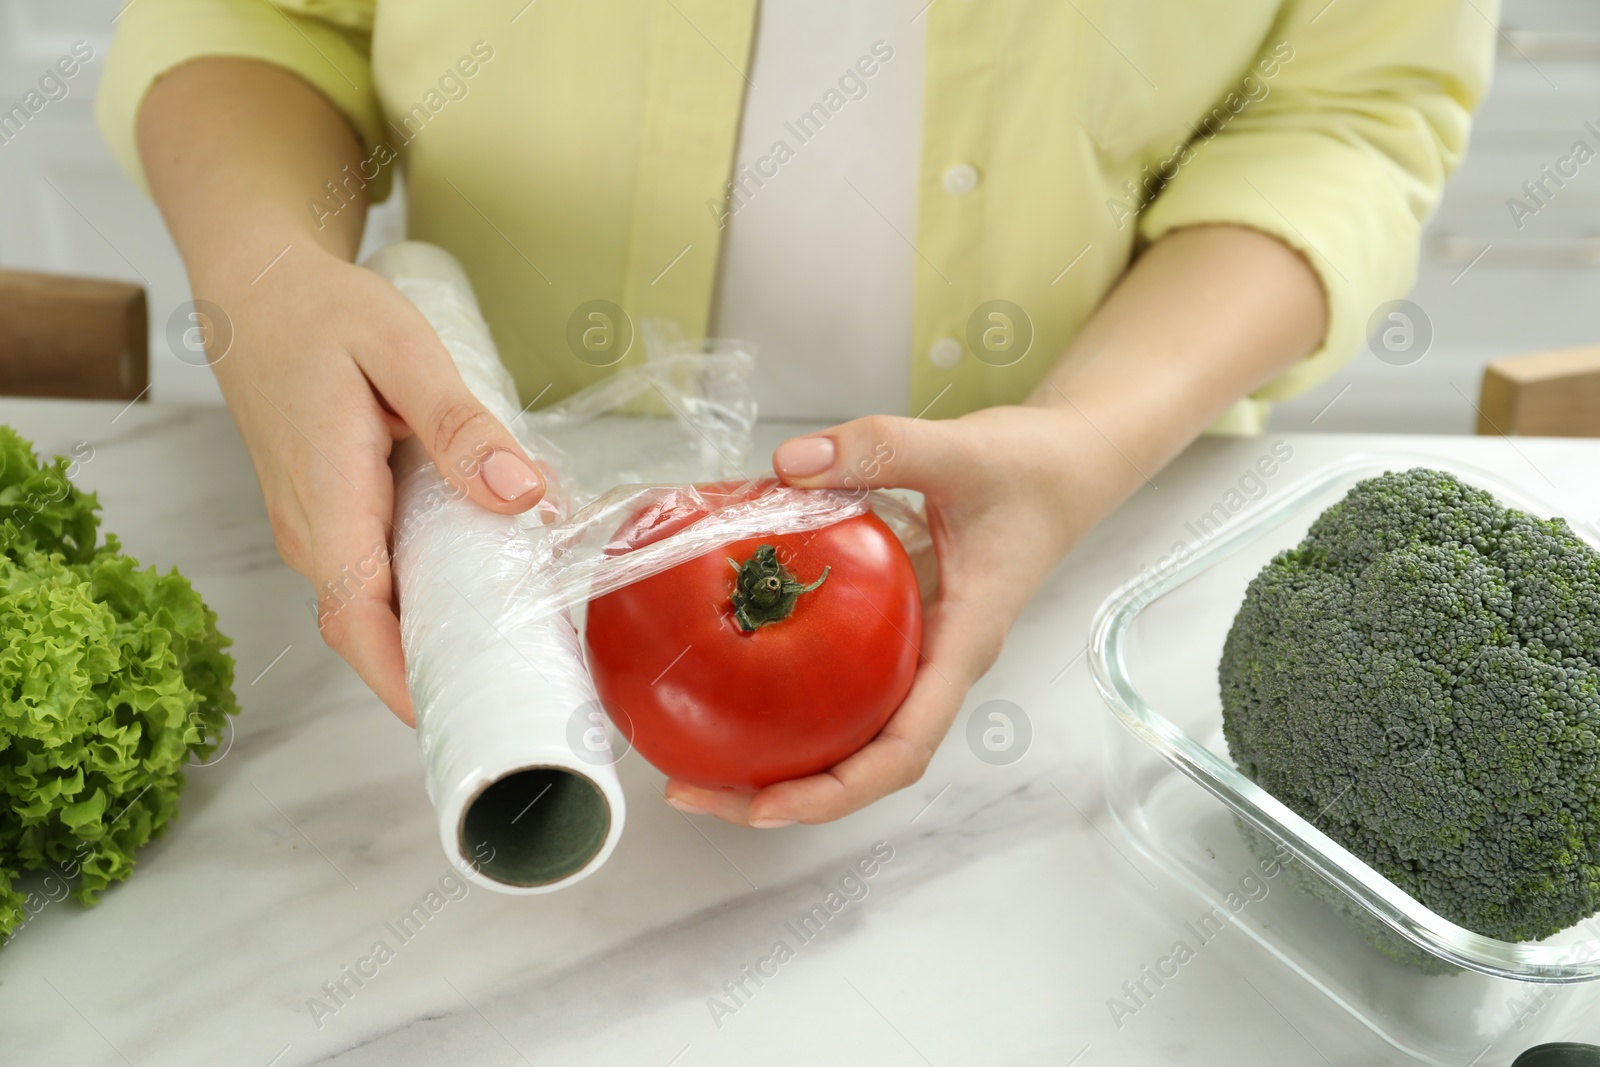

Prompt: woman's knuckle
[
  {"left": 970, "top": 641, "right": 1004, "bottom": 681},
  {"left": 901, "top": 752, "right": 932, "bottom": 790},
  {"left": 861, "top": 415, "right": 900, "bottom": 453},
  {"left": 880, "top": 736, "right": 931, "bottom": 792},
  {"left": 267, "top": 518, "right": 308, "bottom": 572},
  {"left": 316, "top": 603, "right": 350, "bottom": 652},
  {"left": 273, "top": 539, "right": 302, "bottom": 572},
  {"left": 428, "top": 398, "right": 491, "bottom": 457}
]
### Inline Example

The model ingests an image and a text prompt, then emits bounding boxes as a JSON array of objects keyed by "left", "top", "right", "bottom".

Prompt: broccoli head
[{"left": 1220, "top": 467, "right": 1600, "bottom": 949}]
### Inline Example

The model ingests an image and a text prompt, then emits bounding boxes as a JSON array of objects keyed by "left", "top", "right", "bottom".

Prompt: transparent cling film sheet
[{"left": 366, "top": 242, "right": 928, "bottom": 894}]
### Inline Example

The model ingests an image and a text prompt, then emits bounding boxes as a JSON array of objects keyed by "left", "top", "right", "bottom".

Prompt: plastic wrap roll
[{"left": 368, "top": 241, "right": 623, "bottom": 894}]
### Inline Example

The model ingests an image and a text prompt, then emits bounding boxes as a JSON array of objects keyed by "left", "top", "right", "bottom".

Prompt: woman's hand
[
  {"left": 663, "top": 405, "right": 1104, "bottom": 826},
  {"left": 137, "top": 58, "right": 547, "bottom": 724},
  {"left": 660, "top": 224, "right": 1329, "bottom": 827},
  {"left": 207, "top": 248, "right": 545, "bottom": 725}
]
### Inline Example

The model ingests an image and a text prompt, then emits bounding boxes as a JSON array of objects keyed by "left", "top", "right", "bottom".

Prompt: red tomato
[{"left": 584, "top": 482, "right": 922, "bottom": 791}]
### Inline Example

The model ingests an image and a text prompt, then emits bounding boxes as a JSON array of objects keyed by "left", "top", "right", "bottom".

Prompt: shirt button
[
  {"left": 942, "top": 163, "right": 980, "bottom": 196},
  {"left": 928, "top": 336, "right": 964, "bottom": 367}
]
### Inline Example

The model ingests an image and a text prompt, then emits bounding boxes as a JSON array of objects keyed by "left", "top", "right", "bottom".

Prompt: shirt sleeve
[
  {"left": 1137, "top": 0, "right": 1497, "bottom": 408},
  {"left": 95, "top": 0, "right": 389, "bottom": 201}
]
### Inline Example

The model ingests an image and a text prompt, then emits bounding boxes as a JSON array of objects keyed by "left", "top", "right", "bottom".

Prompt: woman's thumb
[
  {"left": 385, "top": 368, "right": 544, "bottom": 513},
  {"left": 772, "top": 415, "right": 954, "bottom": 494}
]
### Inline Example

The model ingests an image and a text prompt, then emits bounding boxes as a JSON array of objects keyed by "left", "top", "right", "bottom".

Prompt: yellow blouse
[{"left": 97, "top": 0, "right": 1496, "bottom": 433}]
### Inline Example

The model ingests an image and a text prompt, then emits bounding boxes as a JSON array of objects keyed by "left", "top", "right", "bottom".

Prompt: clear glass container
[{"left": 1090, "top": 453, "right": 1600, "bottom": 1065}]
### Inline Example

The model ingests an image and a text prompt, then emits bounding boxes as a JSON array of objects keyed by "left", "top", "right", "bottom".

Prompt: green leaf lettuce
[{"left": 0, "top": 427, "right": 238, "bottom": 943}]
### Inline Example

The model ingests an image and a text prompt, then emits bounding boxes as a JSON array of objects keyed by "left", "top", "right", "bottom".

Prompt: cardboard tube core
[{"left": 460, "top": 767, "right": 612, "bottom": 887}]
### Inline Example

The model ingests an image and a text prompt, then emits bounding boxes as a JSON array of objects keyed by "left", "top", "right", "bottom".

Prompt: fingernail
[
  {"left": 750, "top": 818, "right": 796, "bottom": 829},
  {"left": 667, "top": 797, "right": 706, "bottom": 815},
  {"left": 481, "top": 449, "right": 542, "bottom": 501},
  {"left": 774, "top": 437, "right": 835, "bottom": 478}
]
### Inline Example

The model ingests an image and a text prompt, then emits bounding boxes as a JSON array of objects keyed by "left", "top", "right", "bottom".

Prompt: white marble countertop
[{"left": 2, "top": 399, "right": 1599, "bottom": 1067}]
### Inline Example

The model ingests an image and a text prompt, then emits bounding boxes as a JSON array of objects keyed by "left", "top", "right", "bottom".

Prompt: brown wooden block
[
  {"left": 1478, "top": 345, "right": 1600, "bottom": 437},
  {"left": 0, "top": 269, "right": 149, "bottom": 400}
]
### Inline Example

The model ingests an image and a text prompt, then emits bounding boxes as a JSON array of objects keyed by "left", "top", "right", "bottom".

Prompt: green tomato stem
[{"left": 727, "top": 544, "right": 829, "bottom": 632}]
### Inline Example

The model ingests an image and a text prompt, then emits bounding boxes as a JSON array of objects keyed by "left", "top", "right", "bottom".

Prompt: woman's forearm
[
  {"left": 1028, "top": 224, "right": 1328, "bottom": 504},
  {"left": 136, "top": 57, "right": 368, "bottom": 297}
]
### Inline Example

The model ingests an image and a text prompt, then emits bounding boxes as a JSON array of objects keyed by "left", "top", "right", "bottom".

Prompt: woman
[{"left": 99, "top": 0, "right": 1494, "bottom": 827}]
